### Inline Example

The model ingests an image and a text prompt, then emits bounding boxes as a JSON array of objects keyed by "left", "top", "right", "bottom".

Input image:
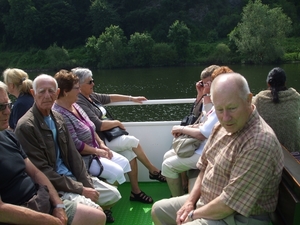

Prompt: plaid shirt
[{"left": 197, "top": 107, "right": 284, "bottom": 216}]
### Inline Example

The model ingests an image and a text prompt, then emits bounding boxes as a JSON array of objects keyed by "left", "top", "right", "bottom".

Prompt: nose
[
  {"left": 2, "top": 105, "right": 11, "bottom": 115},
  {"left": 222, "top": 110, "right": 231, "bottom": 122}
]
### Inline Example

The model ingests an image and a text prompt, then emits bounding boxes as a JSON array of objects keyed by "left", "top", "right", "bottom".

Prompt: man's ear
[
  {"left": 30, "top": 89, "right": 34, "bottom": 96},
  {"left": 247, "top": 93, "right": 253, "bottom": 104}
]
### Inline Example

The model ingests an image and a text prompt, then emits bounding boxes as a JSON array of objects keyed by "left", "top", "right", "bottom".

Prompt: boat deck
[{"left": 112, "top": 181, "right": 169, "bottom": 225}]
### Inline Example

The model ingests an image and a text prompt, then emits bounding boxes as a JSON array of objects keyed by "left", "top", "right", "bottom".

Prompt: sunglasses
[
  {"left": 0, "top": 102, "right": 12, "bottom": 111},
  {"left": 87, "top": 80, "right": 94, "bottom": 85}
]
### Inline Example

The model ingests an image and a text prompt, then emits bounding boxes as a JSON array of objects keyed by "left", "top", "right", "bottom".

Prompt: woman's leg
[{"left": 162, "top": 150, "right": 200, "bottom": 197}]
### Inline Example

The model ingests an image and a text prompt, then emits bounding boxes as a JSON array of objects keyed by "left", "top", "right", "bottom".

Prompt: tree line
[{"left": 0, "top": 0, "right": 299, "bottom": 70}]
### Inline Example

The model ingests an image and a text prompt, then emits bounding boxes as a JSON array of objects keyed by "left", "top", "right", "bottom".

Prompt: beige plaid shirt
[{"left": 197, "top": 108, "right": 284, "bottom": 216}]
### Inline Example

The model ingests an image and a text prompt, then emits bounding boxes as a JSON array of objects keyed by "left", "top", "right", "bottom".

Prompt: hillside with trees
[{"left": 0, "top": 0, "right": 299, "bottom": 69}]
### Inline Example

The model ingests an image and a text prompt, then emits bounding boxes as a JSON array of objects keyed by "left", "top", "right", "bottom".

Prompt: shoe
[
  {"left": 149, "top": 170, "right": 166, "bottom": 182},
  {"left": 130, "top": 191, "right": 153, "bottom": 204},
  {"left": 104, "top": 209, "right": 115, "bottom": 223}
]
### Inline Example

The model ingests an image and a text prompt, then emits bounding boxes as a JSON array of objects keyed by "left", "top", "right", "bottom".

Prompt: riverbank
[{"left": 1, "top": 38, "right": 299, "bottom": 71}]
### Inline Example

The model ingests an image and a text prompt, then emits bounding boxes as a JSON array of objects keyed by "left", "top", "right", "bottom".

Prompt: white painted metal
[{"left": 107, "top": 98, "right": 195, "bottom": 182}]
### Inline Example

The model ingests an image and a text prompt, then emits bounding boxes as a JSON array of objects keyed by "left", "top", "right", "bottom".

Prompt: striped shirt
[
  {"left": 53, "top": 103, "right": 99, "bottom": 152},
  {"left": 197, "top": 107, "right": 284, "bottom": 216}
]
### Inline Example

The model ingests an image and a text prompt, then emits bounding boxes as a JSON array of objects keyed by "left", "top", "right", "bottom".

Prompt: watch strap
[{"left": 54, "top": 204, "right": 66, "bottom": 209}]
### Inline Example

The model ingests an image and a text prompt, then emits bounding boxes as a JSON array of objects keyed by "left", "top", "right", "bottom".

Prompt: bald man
[{"left": 151, "top": 73, "right": 284, "bottom": 225}]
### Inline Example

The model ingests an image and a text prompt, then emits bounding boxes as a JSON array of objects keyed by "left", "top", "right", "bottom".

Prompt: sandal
[
  {"left": 149, "top": 170, "right": 166, "bottom": 182},
  {"left": 130, "top": 191, "right": 153, "bottom": 204},
  {"left": 104, "top": 209, "right": 115, "bottom": 223}
]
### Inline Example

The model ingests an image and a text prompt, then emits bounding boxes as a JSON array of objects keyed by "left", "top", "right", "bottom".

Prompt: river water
[
  {"left": 90, "top": 64, "right": 300, "bottom": 121},
  {"left": 30, "top": 64, "right": 300, "bottom": 122}
]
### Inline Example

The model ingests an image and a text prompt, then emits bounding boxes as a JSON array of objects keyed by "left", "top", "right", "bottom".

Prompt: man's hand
[
  {"left": 176, "top": 202, "right": 194, "bottom": 225},
  {"left": 52, "top": 208, "right": 68, "bottom": 225},
  {"left": 82, "top": 187, "right": 100, "bottom": 202}
]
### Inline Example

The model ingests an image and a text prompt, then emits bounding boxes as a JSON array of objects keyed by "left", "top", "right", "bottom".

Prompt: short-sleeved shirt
[
  {"left": 0, "top": 130, "right": 36, "bottom": 205},
  {"left": 197, "top": 107, "right": 284, "bottom": 216}
]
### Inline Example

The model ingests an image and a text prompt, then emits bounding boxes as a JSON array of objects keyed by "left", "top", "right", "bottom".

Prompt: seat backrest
[{"left": 271, "top": 146, "right": 300, "bottom": 225}]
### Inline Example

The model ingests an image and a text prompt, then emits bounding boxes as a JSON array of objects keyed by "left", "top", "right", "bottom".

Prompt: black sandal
[
  {"left": 149, "top": 170, "right": 166, "bottom": 182},
  {"left": 130, "top": 191, "right": 153, "bottom": 204},
  {"left": 104, "top": 209, "right": 115, "bottom": 223}
]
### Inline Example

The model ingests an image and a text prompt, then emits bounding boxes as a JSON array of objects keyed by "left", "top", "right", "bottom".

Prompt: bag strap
[
  {"left": 190, "top": 111, "right": 203, "bottom": 127},
  {"left": 81, "top": 93, "right": 115, "bottom": 120}
]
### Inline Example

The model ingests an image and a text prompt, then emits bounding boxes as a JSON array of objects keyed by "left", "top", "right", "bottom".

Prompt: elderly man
[
  {"left": 0, "top": 81, "right": 106, "bottom": 225},
  {"left": 151, "top": 73, "right": 284, "bottom": 225},
  {"left": 15, "top": 74, "right": 121, "bottom": 222}
]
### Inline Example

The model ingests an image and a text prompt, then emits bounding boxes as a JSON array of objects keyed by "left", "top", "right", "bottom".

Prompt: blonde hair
[{"left": 3, "top": 68, "right": 32, "bottom": 94}]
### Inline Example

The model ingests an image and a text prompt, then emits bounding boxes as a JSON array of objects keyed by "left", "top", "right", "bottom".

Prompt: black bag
[
  {"left": 103, "top": 126, "right": 129, "bottom": 142},
  {"left": 82, "top": 154, "right": 104, "bottom": 177},
  {"left": 180, "top": 115, "right": 199, "bottom": 126},
  {"left": 180, "top": 101, "right": 203, "bottom": 126}
]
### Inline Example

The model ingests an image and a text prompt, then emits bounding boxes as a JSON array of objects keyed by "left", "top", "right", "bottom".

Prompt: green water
[{"left": 30, "top": 64, "right": 300, "bottom": 122}]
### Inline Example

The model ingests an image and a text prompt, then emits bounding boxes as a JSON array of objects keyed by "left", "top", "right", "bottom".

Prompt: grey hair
[
  {"left": 32, "top": 74, "right": 58, "bottom": 93},
  {"left": 71, "top": 67, "right": 93, "bottom": 85},
  {"left": 0, "top": 81, "right": 8, "bottom": 93}
]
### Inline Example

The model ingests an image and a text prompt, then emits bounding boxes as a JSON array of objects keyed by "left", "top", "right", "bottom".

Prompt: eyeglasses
[
  {"left": 0, "top": 102, "right": 12, "bottom": 111},
  {"left": 72, "top": 86, "right": 80, "bottom": 90},
  {"left": 87, "top": 80, "right": 94, "bottom": 85}
]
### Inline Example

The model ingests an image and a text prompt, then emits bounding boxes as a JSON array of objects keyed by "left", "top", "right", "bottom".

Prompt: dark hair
[
  {"left": 266, "top": 67, "right": 287, "bottom": 103},
  {"left": 54, "top": 69, "right": 79, "bottom": 99}
]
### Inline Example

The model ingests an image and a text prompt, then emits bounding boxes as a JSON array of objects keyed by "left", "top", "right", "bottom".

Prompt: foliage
[
  {"left": 151, "top": 43, "right": 178, "bottom": 66},
  {"left": 89, "top": 0, "right": 120, "bottom": 37},
  {"left": 229, "top": 0, "right": 292, "bottom": 64},
  {"left": 168, "top": 20, "right": 191, "bottom": 61},
  {"left": 96, "top": 25, "right": 127, "bottom": 68},
  {"left": 127, "top": 32, "right": 155, "bottom": 67},
  {"left": 208, "top": 43, "right": 231, "bottom": 64}
]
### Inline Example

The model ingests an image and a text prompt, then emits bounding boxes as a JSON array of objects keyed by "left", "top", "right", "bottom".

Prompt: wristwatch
[
  {"left": 54, "top": 204, "right": 66, "bottom": 210},
  {"left": 188, "top": 210, "right": 194, "bottom": 221}
]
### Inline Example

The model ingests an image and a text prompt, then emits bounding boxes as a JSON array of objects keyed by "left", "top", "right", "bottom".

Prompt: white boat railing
[{"left": 107, "top": 98, "right": 195, "bottom": 182}]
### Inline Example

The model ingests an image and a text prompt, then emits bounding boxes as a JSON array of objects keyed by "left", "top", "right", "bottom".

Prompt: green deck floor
[
  {"left": 112, "top": 182, "right": 274, "bottom": 225},
  {"left": 111, "top": 182, "right": 170, "bottom": 225}
]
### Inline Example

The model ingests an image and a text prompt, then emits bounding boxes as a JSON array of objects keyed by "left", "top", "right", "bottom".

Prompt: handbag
[
  {"left": 101, "top": 106, "right": 129, "bottom": 142},
  {"left": 180, "top": 100, "right": 203, "bottom": 126},
  {"left": 82, "top": 155, "right": 104, "bottom": 177},
  {"left": 172, "top": 135, "right": 202, "bottom": 157},
  {"left": 103, "top": 126, "right": 129, "bottom": 142},
  {"left": 173, "top": 112, "right": 203, "bottom": 158}
]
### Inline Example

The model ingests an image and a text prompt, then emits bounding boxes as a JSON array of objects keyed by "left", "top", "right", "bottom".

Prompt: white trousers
[
  {"left": 162, "top": 149, "right": 201, "bottom": 179},
  {"left": 90, "top": 151, "right": 131, "bottom": 184}
]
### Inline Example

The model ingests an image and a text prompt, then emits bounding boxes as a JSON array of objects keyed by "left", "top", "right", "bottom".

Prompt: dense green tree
[
  {"left": 229, "top": 0, "right": 292, "bottom": 64},
  {"left": 168, "top": 20, "right": 191, "bottom": 61},
  {"left": 127, "top": 32, "right": 154, "bottom": 67},
  {"left": 94, "top": 25, "right": 127, "bottom": 68},
  {"left": 3, "top": 0, "right": 41, "bottom": 49},
  {"left": 89, "top": 0, "right": 120, "bottom": 37}
]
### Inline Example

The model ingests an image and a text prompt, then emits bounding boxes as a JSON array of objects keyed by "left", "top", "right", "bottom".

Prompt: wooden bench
[
  {"left": 187, "top": 146, "right": 300, "bottom": 225},
  {"left": 270, "top": 146, "right": 300, "bottom": 225}
]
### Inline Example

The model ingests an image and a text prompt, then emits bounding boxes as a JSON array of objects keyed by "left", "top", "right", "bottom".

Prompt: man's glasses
[
  {"left": 0, "top": 102, "right": 12, "bottom": 111},
  {"left": 87, "top": 80, "right": 94, "bottom": 85}
]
